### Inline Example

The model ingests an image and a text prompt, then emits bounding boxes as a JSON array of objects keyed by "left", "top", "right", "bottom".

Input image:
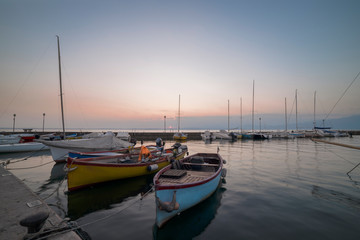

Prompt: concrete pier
[{"left": 0, "top": 166, "right": 81, "bottom": 240}]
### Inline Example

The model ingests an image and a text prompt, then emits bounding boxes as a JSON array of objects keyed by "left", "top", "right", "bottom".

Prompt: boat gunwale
[
  {"left": 69, "top": 145, "right": 157, "bottom": 155},
  {"left": 67, "top": 150, "right": 186, "bottom": 168}
]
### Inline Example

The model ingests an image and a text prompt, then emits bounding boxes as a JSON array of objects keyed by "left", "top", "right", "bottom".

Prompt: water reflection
[
  {"left": 0, "top": 150, "right": 51, "bottom": 163},
  {"left": 153, "top": 185, "right": 226, "bottom": 240},
  {"left": 311, "top": 185, "right": 360, "bottom": 210},
  {"left": 67, "top": 175, "right": 154, "bottom": 220},
  {"left": 35, "top": 163, "right": 66, "bottom": 194}
]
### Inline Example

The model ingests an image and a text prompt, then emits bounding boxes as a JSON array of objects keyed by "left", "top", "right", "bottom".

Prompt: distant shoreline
[{"left": 1, "top": 130, "right": 359, "bottom": 141}]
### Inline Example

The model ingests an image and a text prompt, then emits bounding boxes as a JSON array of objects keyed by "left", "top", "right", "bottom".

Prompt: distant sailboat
[
  {"left": 242, "top": 80, "right": 269, "bottom": 140},
  {"left": 289, "top": 89, "right": 305, "bottom": 138},
  {"left": 312, "top": 91, "right": 348, "bottom": 137},
  {"left": 173, "top": 94, "right": 188, "bottom": 141}
]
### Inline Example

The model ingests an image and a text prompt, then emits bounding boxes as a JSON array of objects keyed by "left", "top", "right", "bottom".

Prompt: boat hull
[
  {"left": 39, "top": 136, "right": 133, "bottom": 162},
  {"left": 154, "top": 153, "right": 224, "bottom": 228},
  {"left": 0, "top": 142, "right": 49, "bottom": 153},
  {"left": 155, "top": 172, "right": 221, "bottom": 228},
  {"left": 67, "top": 151, "right": 187, "bottom": 191}
]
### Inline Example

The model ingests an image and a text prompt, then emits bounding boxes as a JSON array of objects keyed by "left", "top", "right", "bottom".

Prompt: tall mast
[
  {"left": 285, "top": 97, "right": 287, "bottom": 132},
  {"left": 295, "top": 89, "right": 298, "bottom": 131},
  {"left": 240, "top": 97, "right": 242, "bottom": 133},
  {"left": 252, "top": 80, "right": 255, "bottom": 132},
  {"left": 313, "top": 91, "right": 316, "bottom": 129},
  {"left": 177, "top": 94, "right": 180, "bottom": 132},
  {"left": 228, "top": 99, "right": 230, "bottom": 132},
  {"left": 57, "top": 35, "right": 66, "bottom": 139}
]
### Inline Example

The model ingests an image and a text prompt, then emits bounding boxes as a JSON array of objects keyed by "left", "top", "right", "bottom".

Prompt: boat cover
[{"left": 38, "top": 135, "right": 132, "bottom": 150}]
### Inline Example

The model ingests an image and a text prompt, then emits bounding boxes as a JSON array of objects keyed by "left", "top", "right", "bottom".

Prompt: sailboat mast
[
  {"left": 240, "top": 97, "right": 242, "bottom": 133},
  {"left": 228, "top": 100, "right": 230, "bottom": 132},
  {"left": 295, "top": 89, "right": 298, "bottom": 131},
  {"left": 252, "top": 80, "right": 255, "bottom": 132},
  {"left": 285, "top": 97, "right": 287, "bottom": 132},
  {"left": 313, "top": 91, "right": 316, "bottom": 129},
  {"left": 56, "top": 35, "right": 66, "bottom": 139},
  {"left": 178, "top": 94, "right": 180, "bottom": 132}
]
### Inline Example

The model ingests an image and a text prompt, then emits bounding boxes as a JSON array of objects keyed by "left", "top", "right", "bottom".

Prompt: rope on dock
[
  {"left": 311, "top": 138, "right": 360, "bottom": 150},
  {"left": 28, "top": 186, "right": 155, "bottom": 240},
  {"left": 1, "top": 145, "right": 49, "bottom": 169},
  {"left": 5, "top": 160, "right": 54, "bottom": 170}
]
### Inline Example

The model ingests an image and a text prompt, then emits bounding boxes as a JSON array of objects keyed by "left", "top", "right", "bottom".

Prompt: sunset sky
[{"left": 1, "top": 0, "right": 359, "bottom": 130}]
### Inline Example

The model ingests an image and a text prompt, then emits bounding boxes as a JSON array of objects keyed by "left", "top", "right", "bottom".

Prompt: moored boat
[
  {"left": 38, "top": 135, "right": 133, "bottom": 162},
  {"left": 173, "top": 132, "right": 188, "bottom": 141},
  {"left": 66, "top": 144, "right": 188, "bottom": 191},
  {"left": 200, "top": 131, "right": 216, "bottom": 141},
  {"left": 0, "top": 142, "right": 49, "bottom": 153},
  {"left": 154, "top": 152, "right": 226, "bottom": 228}
]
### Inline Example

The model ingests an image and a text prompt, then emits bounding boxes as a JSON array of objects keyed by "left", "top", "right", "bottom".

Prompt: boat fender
[
  {"left": 147, "top": 164, "right": 159, "bottom": 171},
  {"left": 221, "top": 168, "right": 227, "bottom": 178},
  {"left": 156, "top": 191, "right": 179, "bottom": 212}
]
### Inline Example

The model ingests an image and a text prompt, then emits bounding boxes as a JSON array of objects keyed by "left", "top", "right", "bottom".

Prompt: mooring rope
[
  {"left": 27, "top": 186, "right": 155, "bottom": 240},
  {"left": 311, "top": 138, "right": 360, "bottom": 175},
  {"left": 1, "top": 144, "right": 49, "bottom": 168},
  {"left": 5, "top": 160, "right": 54, "bottom": 170}
]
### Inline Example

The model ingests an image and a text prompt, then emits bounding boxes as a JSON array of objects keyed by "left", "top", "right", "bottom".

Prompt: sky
[{"left": 1, "top": 0, "right": 360, "bottom": 130}]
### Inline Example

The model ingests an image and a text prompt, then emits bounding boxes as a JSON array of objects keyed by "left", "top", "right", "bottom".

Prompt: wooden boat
[
  {"left": 154, "top": 152, "right": 226, "bottom": 228},
  {"left": 66, "top": 145, "right": 188, "bottom": 191}
]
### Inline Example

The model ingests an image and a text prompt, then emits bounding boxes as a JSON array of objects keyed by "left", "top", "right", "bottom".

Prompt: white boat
[
  {"left": 0, "top": 142, "right": 49, "bottom": 153},
  {"left": 0, "top": 134, "right": 35, "bottom": 145},
  {"left": 200, "top": 131, "right": 216, "bottom": 141},
  {"left": 116, "top": 132, "right": 131, "bottom": 141},
  {"left": 38, "top": 135, "right": 133, "bottom": 162},
  {"left": 212, "top": 130, "right": 232, "bottom": 140}
]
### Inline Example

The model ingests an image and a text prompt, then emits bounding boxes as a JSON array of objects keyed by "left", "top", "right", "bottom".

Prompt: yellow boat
[
  {"left": 66, "top": 145, "right": 188, "bottom": 191},
  {"left": 173, "top": 132, "right": 188, "bottom": 141}
]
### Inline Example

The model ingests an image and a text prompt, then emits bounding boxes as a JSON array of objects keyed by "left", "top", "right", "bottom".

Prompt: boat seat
[
  {"left": 190, "top": 156, "right": 204, "bottom": 170},
  {"left": 171, "top": 160, "right": 183, "bottom": 169},
  {"left": 161, "top": 169, "right": 187, "bottom": 179}
]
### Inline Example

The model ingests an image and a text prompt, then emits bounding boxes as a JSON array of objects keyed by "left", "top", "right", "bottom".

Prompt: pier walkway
[{"left": 0, "top": 166, "right": 81, "bottom": 240}]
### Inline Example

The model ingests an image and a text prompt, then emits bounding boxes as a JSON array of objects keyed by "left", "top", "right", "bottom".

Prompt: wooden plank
[
  {"left": 182, "top": 162, "right": 219, "bottom": 167},
  {"left": 158, "top": 170, "right": 214, "bottom": 185}
]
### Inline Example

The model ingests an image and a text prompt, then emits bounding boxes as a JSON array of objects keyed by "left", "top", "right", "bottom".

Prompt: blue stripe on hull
[{"left": 155, "top": 173, "right": 221, "bottom": 228}]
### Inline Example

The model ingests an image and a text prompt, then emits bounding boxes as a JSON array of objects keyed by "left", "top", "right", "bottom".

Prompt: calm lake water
[{"left": 2, "top": 137, "right": 360, "bottom": 240}]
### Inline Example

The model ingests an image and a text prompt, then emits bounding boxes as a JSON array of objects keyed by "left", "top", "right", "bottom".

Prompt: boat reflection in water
[
  {"left": 153, "top": 185, "right": 226, "bottom": 240},
  {"left": 36, "top": 162, "right": 67, "bottom": 195},
  {"left": 67, "top": 174, "right": 154, "bottom": 220}
]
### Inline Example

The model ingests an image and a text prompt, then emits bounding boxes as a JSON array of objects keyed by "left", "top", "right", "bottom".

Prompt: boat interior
[
  {"left": 72, "top": 152, "right": 174, "bottom": 165},
  {"left": 157, "top": 155, "right": 221, "bottom": 185}
]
